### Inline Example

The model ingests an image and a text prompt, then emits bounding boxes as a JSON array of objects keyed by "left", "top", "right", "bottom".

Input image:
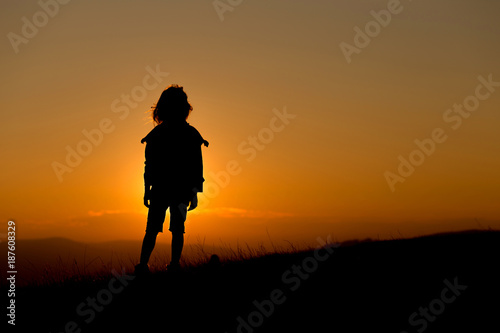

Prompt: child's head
[{"left": 152, "top": 84, "right": 193, "bottom": 125}]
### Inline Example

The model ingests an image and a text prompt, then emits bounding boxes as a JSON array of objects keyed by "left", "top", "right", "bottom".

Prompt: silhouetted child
[{"left": 135, "top": 85, "right": 208, "bottom": 275}]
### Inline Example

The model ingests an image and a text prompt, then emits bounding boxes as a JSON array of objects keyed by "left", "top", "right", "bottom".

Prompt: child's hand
[
  {"left": 188, "top": 193, "right": 198, "bottom": 211},
  {"left": 143, "top": 188, "right": 151, "bottom": 208}
]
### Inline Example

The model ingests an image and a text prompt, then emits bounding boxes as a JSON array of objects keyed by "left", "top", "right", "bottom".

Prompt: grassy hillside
[
  {"left": 0, "top": 237, "right": 226, "bottom": 286},
  {"left": 9, "top": 230, "right": 500, "bottom": 332}
]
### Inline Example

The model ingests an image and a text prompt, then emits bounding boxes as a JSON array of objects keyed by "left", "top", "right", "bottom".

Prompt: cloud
[
  {"left": 87, "top": 210, "right": 123, "bottom": 217},
  {"left": 199, "top": 207, "right": 293, "bottom": 219}
]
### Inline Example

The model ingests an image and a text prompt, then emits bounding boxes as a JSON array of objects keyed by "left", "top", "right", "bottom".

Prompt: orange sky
[{"left": 1, "top": 0, "right": 499, "bottom": 247}]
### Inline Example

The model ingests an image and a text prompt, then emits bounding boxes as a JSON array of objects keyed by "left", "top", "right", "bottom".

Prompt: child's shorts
[{"left": 146, "top": 198, "right": 189, "bottom": 234}]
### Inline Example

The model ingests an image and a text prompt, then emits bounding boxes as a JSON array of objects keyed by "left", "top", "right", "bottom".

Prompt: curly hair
[{"left": 152, "top": 84, "right": 193, "bottom": 125}]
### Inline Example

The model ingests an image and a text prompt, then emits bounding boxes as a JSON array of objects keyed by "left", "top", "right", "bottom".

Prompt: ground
[{"left": 12, "top": 230, "right": 500, "bottom": 332}]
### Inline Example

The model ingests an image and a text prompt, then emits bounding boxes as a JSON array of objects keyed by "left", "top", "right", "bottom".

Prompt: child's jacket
[{"left": 141, "top": 121, "right": 207, "bottom": 201}]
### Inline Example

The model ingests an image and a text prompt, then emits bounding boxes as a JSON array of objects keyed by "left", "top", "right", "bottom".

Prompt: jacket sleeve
[
  {"left": 144, "top": 142, "right": 153, "bottom": 189},
  {"left": 189, "top": 127, "right": 205, "bottom": 193},
  {"left": 192, "top": 144, "right": 204, "bottom": 192},
  {"left": 142, "top": 127, "right": 159, "bottom": 189}
]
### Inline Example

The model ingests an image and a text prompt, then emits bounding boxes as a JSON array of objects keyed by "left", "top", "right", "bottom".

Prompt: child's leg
[
  {"left": 168, "top": 201, "right": 188, "bottom": 265},
  {"left": 139, "top": 203, "right": 167, "bottom": 266},
  {"left": 170, "top": 232, "right": 184, "bottom": 264},
  {"left": 139, "top": 231, "right": 159, "bottom": 266}
]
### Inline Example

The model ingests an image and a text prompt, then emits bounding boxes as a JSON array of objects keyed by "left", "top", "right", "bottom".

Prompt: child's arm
[
  {"left": 143, "top": 141, "right": 154, "bottom": 208},
  {"left": 188, "top": 193, "right": 198, "bottom": 211},
  {"left": 143, "top": 188, "right": 151, "bottom": 208},
  {"left": 186, "top": 128, "right": 206, "bottom": 210}
]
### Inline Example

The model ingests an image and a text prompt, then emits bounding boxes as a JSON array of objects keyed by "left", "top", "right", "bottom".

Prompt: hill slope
[{"left": 12, "top": 230, "right": 500, "bottom": 332}]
